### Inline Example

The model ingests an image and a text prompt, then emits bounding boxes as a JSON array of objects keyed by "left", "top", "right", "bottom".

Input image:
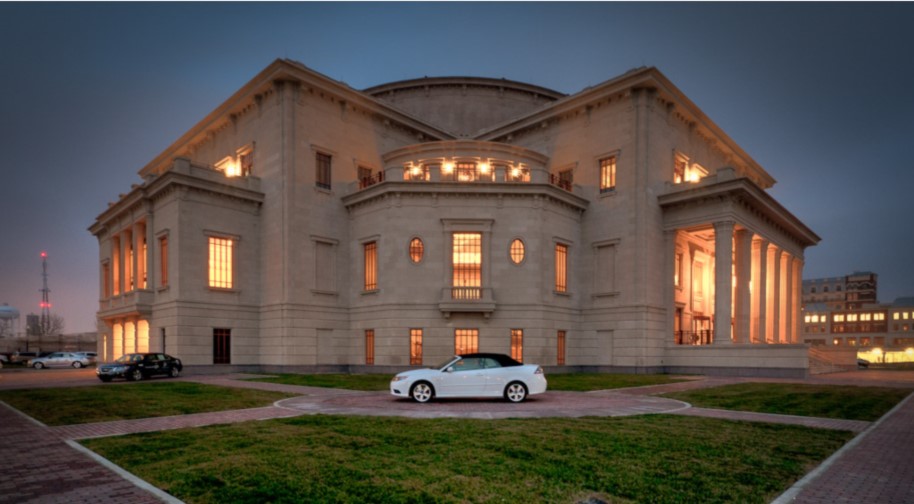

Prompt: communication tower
[{"left": 39, "top": 251, "right": 51, "bottom": 335}]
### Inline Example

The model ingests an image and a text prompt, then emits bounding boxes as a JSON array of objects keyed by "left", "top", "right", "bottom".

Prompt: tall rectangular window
[
  {"left": 159, "top": 236, "right": 168, "bottom": 287},
  {"left": 316, "top": 152, "right": 332, "bottom": 190},
  {"left": 125, "top": 233, "right": 134, "bottom": 291},
  {"left": 452, "top": 232, "right": 481, "bottom": 299},
  {"left": 455, "top": 329, "right": 479, "bottom": 355},
  {"left": 213, "top": 328, "right": 231, "bottom": 364},
  {"left": 102, "top": 263, "right": 111, "bottom": 298},
  {"left": 365, "top": 329, "right": 375, "bottom": 365},
  {"left": 208, "top": 237, "right": 234, "bottom": 289},
  {"left": 674, "top": 252, "right": 682, "bottom": 289},
  {"left": 599, "top": 156, "right": 616, "bottom": 192},
  {"left": 511, "top": 329, "right": 523, "bottom": 362},
  {"left": 557, "top": 330, "right": 566, "bottom": 365},
  {"left": 140, "top": 236, "right": 148, "bottom": 289},
  {"left": 112, "top": 236, "right": 120, "bottom": 296},
  {"left": 555, "top": 243, "right": 568, "bottom": 293},
  {"left": 410, "top": 329, "right": 423, "bottom": 365},
  {"left": 364, "top": 241, "right": 377, "bottom": 291}
]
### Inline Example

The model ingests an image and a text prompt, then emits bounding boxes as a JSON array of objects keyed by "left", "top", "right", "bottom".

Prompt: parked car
[
  {"left": 9, "top": 352, "right": 38, "bottom": 365},
  {"left": 390, "top": 353, "right": 547, "bottom": 403},
  {"left": 74, "top": 351, "right": 98, "bottom": 365},
  {"left": 30, "top": 352, "right": 91, "bottom": 369},
  {"left": 96, "top": 353, "right": 183, "bottom": 382}
]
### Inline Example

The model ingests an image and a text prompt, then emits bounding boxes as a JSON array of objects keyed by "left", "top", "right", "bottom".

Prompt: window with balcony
[
  {"left": 511, "top": 329, "right": 523, "bottom": 362},
  {"left": 358, "top": 165, "right": 383, "bottom": 189},
  {"left": 316, "top": 152, "right": 332, "bottom": 190},
  {"left": 208, "top": 237, "right": 234, "bottom": 289},
  {"left": 404, "top": 163, "right": 432, "bottom": 181},
  {"left": 452, "top": 232, "right": 482, "bottom": 299},
  {"left": 599, "top": 156, "right": 616, "bottom": 193},
  {"left": 364, "top": 241, "right": 377, "bottom": 291},
  {"left": 410, "top": 329, "right": 423, "bottom": 365},
  {"left": 506, "top": 165, "right": 530, "bottom": 182},
  {"left": 455, "top": 329, "right": 479, "bottom": 355},
  {"left": 555, "top": 243, "right": 569, "bottom": 293},
  {"left": 673, "top": 154, "right": 707, "bottom": 184}
]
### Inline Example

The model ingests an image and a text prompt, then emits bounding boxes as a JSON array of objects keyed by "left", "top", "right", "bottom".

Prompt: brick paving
[{"left": 2, "top": 370, "right": 913, "bottom": 503}]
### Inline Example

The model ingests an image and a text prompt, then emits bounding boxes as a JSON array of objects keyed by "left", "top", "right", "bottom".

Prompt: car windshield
[
  {"left": 114, "top": 354, "right": 143, "bottom": 364},
  {"left": 434, "top": 356, "right": 460, "bottom": 370}
]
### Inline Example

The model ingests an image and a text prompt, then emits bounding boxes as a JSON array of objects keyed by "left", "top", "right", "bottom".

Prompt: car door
[
  {"left": 436, "top": 357, "right": 488, "bottom": 397},
  {"left": 481, "top": 358, "right": 510, "bottom": 396},
  {"left": 48, "top": 353, "right": 66, "bottom": 368}
]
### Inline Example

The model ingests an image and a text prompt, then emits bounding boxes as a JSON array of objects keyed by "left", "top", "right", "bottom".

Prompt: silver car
[{"left": 30, "top": 352, "right": 91, "bottom": 369}]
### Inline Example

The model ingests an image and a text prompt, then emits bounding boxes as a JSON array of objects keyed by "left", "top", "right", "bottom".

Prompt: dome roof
[
  {"left": 0, "top": 304, "right": 19, "bottom": 319},
  {"left": 365, "top": 77, "right": 565, "bottom": 138}
]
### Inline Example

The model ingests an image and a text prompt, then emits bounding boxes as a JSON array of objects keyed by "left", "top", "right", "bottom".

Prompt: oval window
[
  {"left": 509, "top": 239, "right": 525, "bottom": 265},
  {"left": 409, "top": 238, "right": 424, "bottom": 263}
]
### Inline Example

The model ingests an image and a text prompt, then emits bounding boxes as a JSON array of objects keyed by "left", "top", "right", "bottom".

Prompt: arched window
[{"left": 409, "top": 237, "right": 424, "bottom": 263}]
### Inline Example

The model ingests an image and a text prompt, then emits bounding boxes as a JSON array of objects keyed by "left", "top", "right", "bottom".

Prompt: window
[
  {"left": 159, "top": 235, "right": 168, "bottom": 287},
  {"left": 555, "top": 243, "right": 568, "bottom": 293},
  {"left": 239, "top": 150, "right": 253, "bottom": 177},
  {"left": 410, "top": 329, "right": 423, "bottom": 365},
  {"left": 456, "top": 162, "right": 481, "bottom": 182},
  {"left": 404, "top": 164, "right": 431, "bottom": 181},
  {"left": 674, "top": 156, "right": 687, "bottom": 184},
  {"left": 102, "top": 262, "right": 111, "bottom": 298},
  {"left": 213, "top": 328, "right": 231, "bottom": 364},
  {"left": 557, "top": 330, "right": 566, "bottom": 365},
  {"left": 674, "top": 252, "right": 683, "bottom": 288},
  {"left": 316, "top": 152, "right": 332, "bottom": 189},
  {"left": 358, "top": 165, "right": 372, "bottom": 182},
  {"left": 112, "top": 236, "right": 120, "bottom": 296},
  {"left": 511, "top": 329, "right": 523, "bottom": 362},
  {"left": 455, "top": 329, "right": 479, "bottom": 355},
  {"left": 599, "top": 156, "right": 616, "bottom": 192},
  {"left": 452, "top": 232, "right": 482, "bottom": 299},
  {"left": 409, "top": 238, "right": 424, "bottom": 264},
  {"left": 506, "top": 165, "right": 530, "bottom": 182},
  {"left": 208, "top": 237, "right": 234, "bottom": 289},
  {"left": 509, "top": 239, "right": 525, "bottom": 265},
  {"left": 365, "top": 329, "right": 375, "bottom": 365},
  {"left": 364, "top": 241, "right": 377, "bottom": 291}
]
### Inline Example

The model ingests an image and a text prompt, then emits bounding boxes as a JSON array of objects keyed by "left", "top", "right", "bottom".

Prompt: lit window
[
  {"left": 509, "top": 239, "right": 525, "bottom": 265},
  {"left": 557, "top": 330, "right": 566, "bottom": 365},
  {"left": 452, "top": 233, "right": 481, "bottom": 299},
  {"left": 905, "top": 312, "right": 910, "bottom": 320},
  {"left": 213, "top": 328, "right": 231, "bottom": 364},
  {"left": 893, "top": 313, "right": 900, "bottom": 320},
  {"left": 804, "top": 315, "right": 811, "bottom": 323},
  {"left": 848, "top": 314, "right": 858, "bottom": 322},
  {"left": 511, "top": 329, "right": 523, "bottom": 362},
  {"left": 316, "top": 152, "right": 332, "bottom": 189},
  {"left": 506, "top": 165, "right": 530, "bottom": 182},
  {"left": 456, "top": 162, "right": 479, "bottom": 182},
  {"left": 674, "top": 156, "right": 687, "bottom": 184},
  {"left": 404, "top": 164, "right": 431, "bottom": 181},
  {"left": 208, "top": 237, "right": 234, "bottom": 289},
  {"left": 410, "top": 329, "right": 423, "bottom": 365},
  {"left": 875, "top": 313, "right": 885, "bottom": 321},
  {"left": 239, "top": 150, "right": 253, "bottom": 177},
  {"left": 365, "top": 329, "right": 375, "bottom": 365},
  {"left": 455, "top": 329, "right": 479, "bottom": 355},
  {"left": 102, "top": 263, "right": 111, "bottom": 298},
  {"left": 833, "top": 314, "right": 844, "bottom": 322},
  {"left": 409, "top": 238, "right": 424, "bottom": 264},
  {"left": 599, "top": 156, "right": 616, "bottom": 193},
  {"left": 159, "top": 235, "right": 168, "bottom": 287},
  {"left": 364, "top": 241, "right": 377, "bottom": 291},
  {"left": 674, "top": 253, "right": 683, "bottom": 288},
  {"left": 555, "top": 243, "right": 568, "bottom": 293}
]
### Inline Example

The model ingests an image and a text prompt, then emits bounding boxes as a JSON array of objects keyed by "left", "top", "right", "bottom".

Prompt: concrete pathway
[{"left": 1, "top": 371, "right": 912, "bottom": 503}]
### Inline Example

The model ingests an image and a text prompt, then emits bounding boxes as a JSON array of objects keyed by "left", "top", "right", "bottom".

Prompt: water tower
[{"left": 0, "top": 303, "right": 20, "bottom": 336}]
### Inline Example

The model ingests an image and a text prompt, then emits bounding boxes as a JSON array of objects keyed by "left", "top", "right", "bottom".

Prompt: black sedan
[{"left": 96, "top": 353, "right": 183, "bottom": 382}]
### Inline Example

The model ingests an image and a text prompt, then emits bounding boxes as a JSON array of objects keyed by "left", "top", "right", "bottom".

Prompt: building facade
[{"left": 91, "top": 60, "right": 819, "bottom": 375}]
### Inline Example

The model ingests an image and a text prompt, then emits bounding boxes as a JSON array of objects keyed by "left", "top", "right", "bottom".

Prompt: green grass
[
  {"left": 664, "top": 383, "right": 910, "bottom": 421},
  {"left": 83, "top": 414, "right": 852, "bottom": 504},
  {"left": 0, "top": 382, "right": 295, "bottom": 426},
  {"left": 249, "top": 372, "right": 684, "bottom": 392}
]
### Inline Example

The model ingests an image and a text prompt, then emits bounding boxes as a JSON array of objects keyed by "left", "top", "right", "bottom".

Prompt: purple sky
[{"left": 1, "top": 3, "right": 913, "bottom": 332}]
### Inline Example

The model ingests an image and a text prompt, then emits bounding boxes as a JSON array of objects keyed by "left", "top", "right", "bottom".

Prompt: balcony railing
[
  {"left": 449, "top": 287, "right": 482, "bottom": 300},
  {"left": 438, "top": 287, "right": 496, "bottom": 318},
  {"left": 549, "top": 173, "right": 572, "bottom": 191},
  {"left": 674, "top": 330, "right": 714, "bottom": 346},
  {"left": 358, "top": 171, "right": 385, "bottom": 190}
]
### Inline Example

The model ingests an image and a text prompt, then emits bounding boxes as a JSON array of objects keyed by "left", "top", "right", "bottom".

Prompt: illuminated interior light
[
  {"left": 410, "top": 164, "right": 421, "bottom": 176},
  {"left": 511, "top": 167, "right": 520, "bottom": 178},
  {"left": 479, "top": 162, "right": 490, "bottom": 174},
  {"left": 443, "top": 161, "right": 454, "bottom": 174}
]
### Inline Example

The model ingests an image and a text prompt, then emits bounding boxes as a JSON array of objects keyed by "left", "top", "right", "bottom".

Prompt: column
[
  {"left": 780, "top": 252, "right": 792, "bottom": 343},
  {"left": 734, "top": 230, "right": 752, "bottom": 344},
  {"left": 753, "top": 239, "right": 769, "bottom": 343},
  {"left": 793, "top": 258, "right": 804, "bottom": 343},
  {"left": 664, "top": 230, "right": 678, "bottom": 345},
  {"left": 134, "top": 222, "right": 144, "bottom": 291},
  {"left": 772, "top": 248, "right": 782, "bottom": 344},
  {"left": 145, "top": 212, "right": 155, "bottom": 290},
  {"left": 713, "top": 221, "right": 734, "bottom": 345}
]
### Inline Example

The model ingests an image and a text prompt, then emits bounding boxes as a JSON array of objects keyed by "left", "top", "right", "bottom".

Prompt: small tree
[{"left": 38, "top": 314, "right": 65, "bottom": 350}]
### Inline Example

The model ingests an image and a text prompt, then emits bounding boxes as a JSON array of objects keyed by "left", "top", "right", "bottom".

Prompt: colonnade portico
[{"left": 103, "top": 318, "right": 150, "bottom": 361}]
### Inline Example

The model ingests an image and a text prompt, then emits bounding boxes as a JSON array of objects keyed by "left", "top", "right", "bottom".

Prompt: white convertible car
[{"left": 390, "top": 353, "right": 547, "bottom": 403}]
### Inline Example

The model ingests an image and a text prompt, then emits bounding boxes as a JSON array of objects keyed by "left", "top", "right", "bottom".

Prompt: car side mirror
[{"left": 445, "top": 367, "right": 454, "bottom": 373}]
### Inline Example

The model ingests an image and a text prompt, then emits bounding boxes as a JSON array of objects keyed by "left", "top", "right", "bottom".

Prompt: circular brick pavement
[{"left": 278, "top": 390, "right": 691, "bottom": 419}]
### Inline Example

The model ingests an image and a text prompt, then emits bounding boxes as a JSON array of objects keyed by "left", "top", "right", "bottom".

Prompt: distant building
[
  {"left": 802, "top": 271, "right": 877, "bottom": 311},
  {"left": 91, "top": 60, "right": 820, "bottom": 376}
]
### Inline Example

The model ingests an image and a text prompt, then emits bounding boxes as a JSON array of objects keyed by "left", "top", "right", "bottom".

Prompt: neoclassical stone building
[{"left": 91, "top": 59, "right": 820, "bottom": 375}]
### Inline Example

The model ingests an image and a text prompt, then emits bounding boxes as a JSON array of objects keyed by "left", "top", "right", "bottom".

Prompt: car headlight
[
  {"left": 535, "top": 366, "right": 544, "bottom": 374},
  {"left": 391, "top": 376, "right": 409, "bottom": 382}
]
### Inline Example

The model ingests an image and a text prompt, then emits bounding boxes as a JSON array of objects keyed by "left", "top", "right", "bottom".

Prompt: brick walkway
[{"left": 2, "top": 371, "right": 912, "bottom": 503}]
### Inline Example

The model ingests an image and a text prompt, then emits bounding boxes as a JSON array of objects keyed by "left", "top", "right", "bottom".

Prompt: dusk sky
[{"left": 1, "top": 3, "right": 913, "bottom": 332}]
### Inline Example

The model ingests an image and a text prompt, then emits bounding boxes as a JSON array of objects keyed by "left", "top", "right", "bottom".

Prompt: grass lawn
[
  {"left": 249, "top": 372, "right": 685, "bottom": 392},
  {"left": 0, "top": 382, "right": 295, "bottom": 426},
  {"left": 83, "top": 414, "right": 852, "bottom": 504},
  {"left": 664, "top": 383, "right": 910, "bottom": 421}
]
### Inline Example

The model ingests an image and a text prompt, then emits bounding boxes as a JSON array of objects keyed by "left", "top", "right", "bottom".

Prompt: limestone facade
[{"left": 90, "top": 59, "right": 819, "bottom": 375}]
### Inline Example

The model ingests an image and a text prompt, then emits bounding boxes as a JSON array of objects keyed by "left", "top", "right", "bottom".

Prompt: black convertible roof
[{"left": 457, "top": 353, "right": 523, "bottom": 367}]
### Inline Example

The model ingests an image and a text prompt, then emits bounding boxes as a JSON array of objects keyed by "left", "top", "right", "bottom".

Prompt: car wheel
[
  {"left": 72, "top": 361, "right": 83, "bottom": 369},
  {"left": 169, "top": 367, "right": 180, "bottom": 378},
  {"left": 33, "top": 362, "right": 44, "bottom": 369},
  {"left": 99, "top": 376, "right": 112, "bottom": 383},
  {"left": 128, "top": 369, "right": 143, "bottom": 381},
  {"left": 505, "top": 382, "right": 528, "bottom": 403},
  {"left": 410, "top": 382, "right": 434, "bottom": 403}
]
